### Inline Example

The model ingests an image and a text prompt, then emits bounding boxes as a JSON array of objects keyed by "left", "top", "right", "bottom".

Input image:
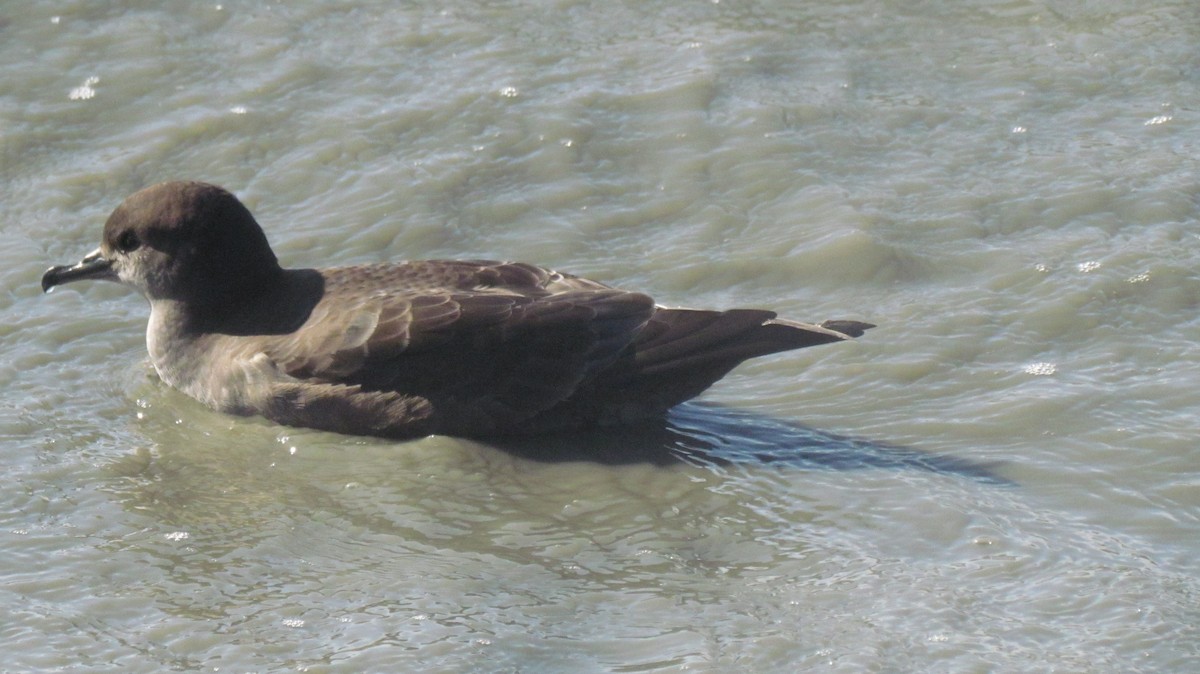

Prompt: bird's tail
[
  {"left": 630, "top": 309, "right": 870, "bottom": 379},
  {"left": 544, "top": 308, "right": 873, "bottom": 428}
]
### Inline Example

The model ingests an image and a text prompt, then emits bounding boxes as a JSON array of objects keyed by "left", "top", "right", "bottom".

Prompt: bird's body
[{"left": 42, "top": 181, "right": 872, "bottom": 439}]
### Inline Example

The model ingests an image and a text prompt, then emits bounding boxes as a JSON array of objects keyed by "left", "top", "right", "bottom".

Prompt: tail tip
[{"left": 819, "top": 320, "right": 875, "bottom": 338}]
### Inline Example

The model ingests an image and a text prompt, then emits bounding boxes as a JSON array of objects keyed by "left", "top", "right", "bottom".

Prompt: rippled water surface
[{"left": 3, "top": 1, "right": 1199, "bottom": 672}]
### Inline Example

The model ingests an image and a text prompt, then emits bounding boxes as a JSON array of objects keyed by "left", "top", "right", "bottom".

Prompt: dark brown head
[{"left": 42, "top": 181, "right": 281, "bottom": 305}]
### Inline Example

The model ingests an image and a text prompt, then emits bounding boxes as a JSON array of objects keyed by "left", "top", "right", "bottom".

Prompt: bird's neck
[
  {"left": 144, "top": 268, "right": 325, "bottom": 409},
  {"left": 145, "top": 299, "right": 205, "bottom": 392},
  {"left": 150, "top": 267, "right": 325, "bottom": 339}
]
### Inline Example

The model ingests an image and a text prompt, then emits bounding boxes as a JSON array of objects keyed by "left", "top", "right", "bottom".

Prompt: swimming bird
[{"left": 41, "top": 181, "right": 872, "bottom": 439}]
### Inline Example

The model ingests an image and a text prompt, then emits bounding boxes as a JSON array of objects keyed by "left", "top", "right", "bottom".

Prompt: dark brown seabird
[{"left": 42, "top": 181, "right": 873, "bottom": 439}]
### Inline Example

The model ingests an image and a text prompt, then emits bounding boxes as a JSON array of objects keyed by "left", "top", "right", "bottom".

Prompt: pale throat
[{"left": 145, "top": 300, "right": 197, "bottom": 387}]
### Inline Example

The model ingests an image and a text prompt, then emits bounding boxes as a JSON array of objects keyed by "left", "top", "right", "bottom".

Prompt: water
[{"left": 3, "top": 0, "right": 1198, "bottom": 671}]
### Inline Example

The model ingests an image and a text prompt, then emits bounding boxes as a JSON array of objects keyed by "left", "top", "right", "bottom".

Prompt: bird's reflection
[{"left": 489, "top": 401, "right": 1010, "bottom": 485}]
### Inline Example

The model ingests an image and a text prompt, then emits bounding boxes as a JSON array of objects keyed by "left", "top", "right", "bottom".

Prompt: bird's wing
[
  {"left": 342, "top": 259, "right": 615, "bottom": 294},
  {"left": 268, "top": 262, "right": 654, "bottom": 432}
]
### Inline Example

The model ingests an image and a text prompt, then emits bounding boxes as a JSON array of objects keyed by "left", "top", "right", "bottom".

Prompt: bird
[{"left": 41, "top": 181, "right": 872, "bottom": 439}]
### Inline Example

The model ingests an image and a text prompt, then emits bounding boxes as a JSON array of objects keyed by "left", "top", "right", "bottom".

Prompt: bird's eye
[{"left": 115, "top": 229, "right": 140, "bottom": 253}]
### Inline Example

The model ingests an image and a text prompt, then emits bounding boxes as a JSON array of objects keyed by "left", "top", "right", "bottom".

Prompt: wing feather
[{"left": 268, "top": 262, "right": 654, "bottom": 432}]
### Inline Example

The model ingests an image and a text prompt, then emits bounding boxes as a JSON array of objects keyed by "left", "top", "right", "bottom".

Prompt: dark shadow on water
[{"left": 489, "top": 402, "right": 1012, "bottom": 486}]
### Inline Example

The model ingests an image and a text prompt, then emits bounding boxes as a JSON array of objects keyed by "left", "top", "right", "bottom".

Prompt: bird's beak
[{"left": 41, "top": 248, "right": 117, "bottom": 293}]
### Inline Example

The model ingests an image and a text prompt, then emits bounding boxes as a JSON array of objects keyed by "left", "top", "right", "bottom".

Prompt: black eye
[{"left": 115, "top": 229, "right": 140, "bottom": 253}]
